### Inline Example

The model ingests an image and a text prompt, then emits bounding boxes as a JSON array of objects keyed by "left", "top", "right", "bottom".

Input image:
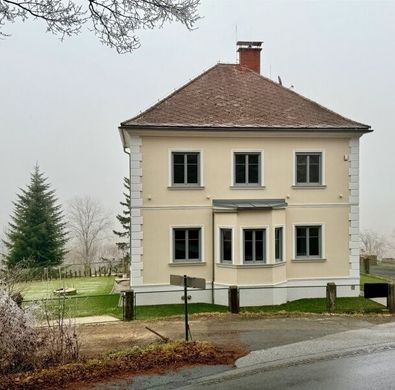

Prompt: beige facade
[{"left": 120, "top": 129, "right": 363, "bottom": 305}]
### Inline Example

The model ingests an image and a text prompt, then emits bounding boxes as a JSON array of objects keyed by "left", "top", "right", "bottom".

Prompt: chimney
[{"left": 237, "top": 41, "right": 263, "bottom": 74}]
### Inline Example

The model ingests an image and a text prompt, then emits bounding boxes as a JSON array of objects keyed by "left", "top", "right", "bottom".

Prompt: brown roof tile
[{"left": 121, "top": 64, "right": 370, "bottom": 130}]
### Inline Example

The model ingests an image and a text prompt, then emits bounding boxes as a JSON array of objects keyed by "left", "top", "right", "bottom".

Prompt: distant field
[{"left": 18, "top": 276, "right": 115, "bottom": 300}]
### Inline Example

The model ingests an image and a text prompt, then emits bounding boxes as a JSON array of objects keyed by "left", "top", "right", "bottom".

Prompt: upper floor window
[
  {"left": 243, "top": 229, "right": 266, "bottom": 263},
  {"left": 172, "top": 152, "right": 200, "bottom": 186},
  {"left": 173, "top": 228, "right": 201, "bottom": 262},
  {"left": 234, "top": 152, "right": 261, "bottom": 185},
  {"left": 220, "top": 228, "right": 232, "bottom": 263},
  {"left": 295, "top": 152, "right": 322, "bottom": 185},
  {"left": 295, "top": 225, "right": 322, "bottom": 258}
]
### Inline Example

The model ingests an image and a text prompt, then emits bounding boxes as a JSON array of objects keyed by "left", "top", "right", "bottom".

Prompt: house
[{"left": 118, "top": 41, "right": 372, "bottom": 306}]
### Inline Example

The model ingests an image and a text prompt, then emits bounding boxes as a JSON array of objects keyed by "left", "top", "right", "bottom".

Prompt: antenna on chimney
[{"left": 278, "top": 76, "right": 283, "bottom": 86}]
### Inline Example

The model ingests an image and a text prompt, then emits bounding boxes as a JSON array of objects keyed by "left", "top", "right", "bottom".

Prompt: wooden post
[
  {"left": 326, "top": 282, "right": 337, "bottom": 312},
  {"left": 124, "top": 290, "right": 134, "bottom": 321},
  {"left": 228, "top": 286, "right": 240, "bottom": 314},
  {"left": 388, "top": 284, "right": 395, "bottom": 314},
  {"left": 363, "top": 256, "right": 370, "bottom": 274}
]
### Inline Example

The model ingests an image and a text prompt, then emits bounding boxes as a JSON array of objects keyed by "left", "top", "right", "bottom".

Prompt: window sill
[
  {"left": 168, "top": 186, "right": 205, "bottom": 190},
  {"left": 291, "top": 185, "right": 326, "bottom": 189},
  {"left": 291, "top": 258, "right": 327, "bottom": 263},
  {"left": 217, "top": 262, "right": 286, "bottom": 269},
  {"left": 230, "top": 185, "right": 265, "bottom": 190},
  {"left": 169, "top": 262, "right": 206, "bottom": 266}
]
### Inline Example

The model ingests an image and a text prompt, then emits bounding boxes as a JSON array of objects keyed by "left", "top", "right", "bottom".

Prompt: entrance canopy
[{"left": 213, "top": 199, "right": 287, "bottom": 211}]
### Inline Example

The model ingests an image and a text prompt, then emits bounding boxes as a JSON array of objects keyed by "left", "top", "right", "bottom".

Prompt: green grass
[
  {"left": 360, "top": 273, "right": 390, "bottom": 290},
  {"left": 18, "top": 276, "right": 115, "bottom": 300},
  {"left": 242, "top": 297, "right": 386, "bottom": 314}
]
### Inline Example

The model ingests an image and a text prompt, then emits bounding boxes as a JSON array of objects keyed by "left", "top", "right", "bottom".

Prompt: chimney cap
[{"left": 237, "top": 41, "right": 263, "bottom": 48}]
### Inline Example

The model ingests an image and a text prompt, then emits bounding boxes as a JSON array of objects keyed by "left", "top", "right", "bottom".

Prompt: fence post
[
  {"left": 363, "top": 256, "right": 370, "bottom": 274},
  {"left": 326, "top": 282, "right": 337, "bottom": 312},
  {"left": 388, "top": 284, "right": 395, "bottom": 314},
  {"left": 124, "top": 290, "right": 134, "bottom": 321},
  {"left": 228, "top": 286, "right": 240, "bottom": 314}
]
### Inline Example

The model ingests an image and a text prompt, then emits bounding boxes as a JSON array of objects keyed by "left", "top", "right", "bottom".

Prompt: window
[
  {"left": 172, "top": 152, "right": 200, "bottom": 185},
  {"left": 243, "top": 229, "right": 266, "bottom": 263},
  {"left": 220, "top": 228, "right": 232, "bottom": 263},
  {"left": 173, "top": 228, "right": 201, "bottom": 261},
  {"left": 295, "top": 152, "right": 322, "bottom": 185},
  {"left": 295, "top": 226, "right": 321, "bottom": 258},
  {"left": 275, "top": 227, "right": 283, "bottom": 262},
  {"left": 234, "top": 153, "right": 260, "bottom": 185}
]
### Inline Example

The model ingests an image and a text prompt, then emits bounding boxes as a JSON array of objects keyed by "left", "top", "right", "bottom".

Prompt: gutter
[{"left": 211, "top": 209, "right": 215, "bottom": 304}]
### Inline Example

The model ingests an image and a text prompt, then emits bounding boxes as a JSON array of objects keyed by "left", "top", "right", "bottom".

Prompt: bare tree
[
  {"left": 67, "top": 196, "right": 111, "bottom": 270},
  {"left": 360, "top": 229, "right": 388, "bottom": 260},
  {"left": 0, "top": 0, "right": 200, "bottom": 53}
]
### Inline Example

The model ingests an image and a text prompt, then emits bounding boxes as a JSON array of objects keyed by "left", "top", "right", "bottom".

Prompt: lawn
[
  {"left": 18, "top": 276, "right": 115, "bottom": 300},
  {"left": 360, "top": 273, "right": 389, "bottom": 289}
]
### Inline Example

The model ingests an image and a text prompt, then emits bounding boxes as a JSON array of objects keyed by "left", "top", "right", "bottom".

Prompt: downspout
[{"left": 211, "top": 208, "right": 215, "bottom": 304}]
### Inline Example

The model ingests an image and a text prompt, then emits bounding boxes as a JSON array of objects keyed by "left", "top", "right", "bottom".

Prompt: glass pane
[
  {"left": 255, "top": 230, "right": 264, "bottom": 241},
  {"left": 248, "top": 154, "right": 259, "bottom": 164},
  {"left": 235, "top": 163, "right": 246, "bottom": 183},
  {"left": 309, "top": 227, "right": 320, "bottom": 256},
  {"left": 235, "top": 154, "right": 245, "bottom": 164},
  {"left": 248, "top": 163, "right": 259, "bottom": 184},
  {"left": 244, "top": 230, "right": 253, "bottom": 241},
  {"left": 173, "top": 154, "right": 184, "bottom": 164},
  {"left": 188, "top": 229, "right": 200, "bottom": 240},
  {"left": 296, "top": 155, "right": 307, "bottom": 183},
  {"left": 173, "top": 164, "right": 184, "bottom": 184},
  {"left": 188, "top": 239, "right": 200, "bottom": 259},
  {"left": 221, "top": 229, "right": 232, "bottom": 261},
  {"left": 309, "top": 155, "right": 321, "bottom": 183},
  {"left": 255, "top": 239, "right": 264, "bottom": 261},
  {"left": 187, "top": 153, "right": 198, "bottom": 164},
  {"left": 175, "top": 240, "right": 186, "bottom": 259},
  {"left": 275, "top": 228, "right": 282, "bottom": 260},
  {"left": 187, "top": 163, "right": 198, "bottom": 184},
  {"left": 244, "top": 240, "right": 253, "bottom": 261},
  {"left": 174, "top": 230, "right": 185, "bottom": 240},
  {"left": 296, "top": 227, "right": 307, "bottom": 257}
]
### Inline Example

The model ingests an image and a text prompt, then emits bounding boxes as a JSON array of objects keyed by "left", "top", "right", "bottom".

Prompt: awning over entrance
[{"left": 212, "top": 198, "right": 287, "bottom": 211}]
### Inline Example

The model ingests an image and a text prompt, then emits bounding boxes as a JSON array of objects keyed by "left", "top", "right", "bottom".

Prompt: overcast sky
[{"left": 1, "top": 0, "right": 394, "bottom": 238}]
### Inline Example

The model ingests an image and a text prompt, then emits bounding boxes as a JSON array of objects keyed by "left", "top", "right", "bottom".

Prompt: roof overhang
[{"left": 213, "top": 199, "right": 288, "bottom": 212}]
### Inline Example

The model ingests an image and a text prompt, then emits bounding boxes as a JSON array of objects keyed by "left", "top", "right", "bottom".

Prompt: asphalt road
[{"left": 186, "top": 348, "right": 395, "bottom": 390}]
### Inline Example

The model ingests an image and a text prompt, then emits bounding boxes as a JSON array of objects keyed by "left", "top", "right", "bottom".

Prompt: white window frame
[
  {"left": 274, "top": 225, "right": 286, "bottom": 263},
  {"left": 168, "top": 148, "right": 204, "bottom": 187},
  {"left": 240, "top": 225, "right": 269, "bottom": 264},
  {"left": 292, "top": 149, "right": 326, "bottom": 186},
  {"left": 216, "top": 225, "right": 234, "bottom": 264},
  {"left": 292, "top": 223, "right": 325, "bottom": 260},
  {"left": 231, "top": 149, "right": 265, "bottom": 187},
  {"left": 169, "top": 224, "right": 204, "bottom": 263}
]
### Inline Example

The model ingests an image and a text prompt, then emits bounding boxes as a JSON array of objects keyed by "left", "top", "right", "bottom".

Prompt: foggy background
[{"left": 1, "top": 0, "right": 394, "bottom": 243}]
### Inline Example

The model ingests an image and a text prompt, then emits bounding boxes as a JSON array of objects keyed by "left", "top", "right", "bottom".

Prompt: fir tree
[
  {"left": 4, "top": 165, "right": 68, "bottom": 268},
  {"left": 113, "top": 177, "right": 130, "bottom": 274}
]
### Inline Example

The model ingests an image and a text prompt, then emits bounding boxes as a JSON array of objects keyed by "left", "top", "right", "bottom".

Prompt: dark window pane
[
  {"left": 275, "top": 228, "right": 282, "bottom": 260},
  {"left": 175, "top": 240, "right": 186, "bottom": 259},
  {"left": 248, "top": 163, "right": 259, "bottom": 184},
  {"left": 309, "top": 227, "right": 320, "bottom": 256},
  {"left": 187, "top": 153, "right": 198, "bottom": 164},
  {"left": 244, "top": 240, "right": 253, "bottom": 261},
  {"left": 188, "top": 239, "right": 200, "bottom": 259},
  {"left": 255, "top": 230, "right": 264, "bottom": 241},
  {"left": 255, "top": 239, "right": 264, "bottom": 261},
  {"left": 174, "top": 230, "right": 185, "bottom": 240},
  {"left": 187, "top": 163, "right": 198, "bottom": 184},
  {"left": 244, "top": 230, "right": 253, "bottom": 241},
  {"left": 309, "top": 155, "right": 320, "bottom": 183},
  {"left": 173, "top": 164, "right": 184, "bottom": 183},
  {"left": 173, "top": 154, "right": 184, "bottom": 164},
  {"left": 248, "top": 154, "right": 259, "bottom": 165},
  {"left": 235, "top": 163, "right": 246, "bottom": 183},
  {"left": 188, "top": 229, "right": 199, "bottom": 240},
  {"left": 296, "top": 154, "right": 307, "bottom": 183},
  {"left": 223, "top": 240, "right": 232, "bottom": 261},
  {"left": 235, "top": 154, "right": 245, "bottom": 164},
  {"left": 296, "top": 237, "right": 306, "bottom": 257}
]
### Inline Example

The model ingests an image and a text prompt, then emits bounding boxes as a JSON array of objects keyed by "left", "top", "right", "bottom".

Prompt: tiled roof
[{"left": 121, "top": 64, "right": 370, "bottom": 130}]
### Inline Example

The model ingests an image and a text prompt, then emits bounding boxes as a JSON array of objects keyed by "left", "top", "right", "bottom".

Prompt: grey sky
[{"left": 1, "top": 0, "right": 394, "bottom": 237}]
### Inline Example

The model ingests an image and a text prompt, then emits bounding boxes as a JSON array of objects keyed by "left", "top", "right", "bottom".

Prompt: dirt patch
[{"left": 0, "top": 341, "right": 246, "bottom": 390}]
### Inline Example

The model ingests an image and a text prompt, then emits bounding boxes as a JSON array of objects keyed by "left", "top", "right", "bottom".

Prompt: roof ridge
[
  {"left": 121, "top": 63, "right": 223, "bottom": 126},
  {"left": 239, "top": 65, "right": 370, "bottom": 129}
]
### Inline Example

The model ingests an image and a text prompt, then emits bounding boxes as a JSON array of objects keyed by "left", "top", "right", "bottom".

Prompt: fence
[{"left": 20, "top": 282, "right": 393, "bottom": 324}]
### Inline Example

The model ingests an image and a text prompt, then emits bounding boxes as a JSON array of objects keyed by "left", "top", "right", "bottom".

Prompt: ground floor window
[
  {"left": 220, "top": 228, "right": 232, "bottom": 263},
  {"left": 275, "top": 227, "right": 283, "bottom": 262},
  {"left": 295, "top": 226, "right": 321, "bottom": 258},
  {"left": 243, "top": 229, "right": 266, "bottom": 263},
  {"left": 173, "top": 228, "right": 201, "bottom": 261}
]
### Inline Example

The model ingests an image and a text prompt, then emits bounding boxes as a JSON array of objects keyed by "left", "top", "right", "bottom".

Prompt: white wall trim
[
  {"left": 230, "top": 149, "right": 265, "bottom": 187},
  {"left": 216, "top": 225, "right": 235, "bottom": 264},
  {"left": 169, "top": 224, "right": 205, "bottom": 263},
  {"left": 292, "top": 223, "right": 326, "bottom": 260},
  {"left": 292, "top": 148, "right": 326, "bottom": 186},
  {"left": 168, "top": 148, "right": 204, "bottom": 187},
  {"left": 239, "top": 225, "right": 270, "bottom": 264},
  {"left": 129, "top": 136, "right": 143, "bottom": 287}
]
